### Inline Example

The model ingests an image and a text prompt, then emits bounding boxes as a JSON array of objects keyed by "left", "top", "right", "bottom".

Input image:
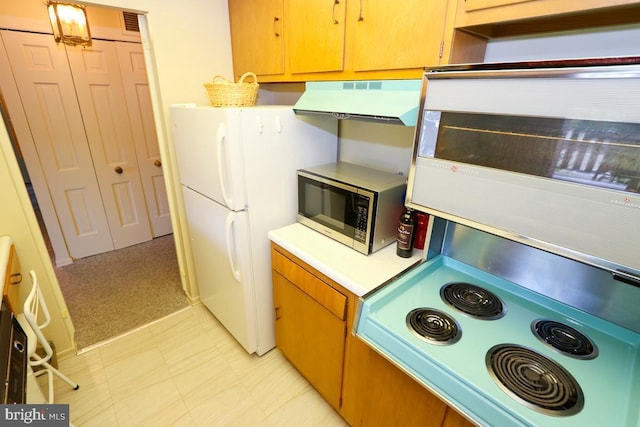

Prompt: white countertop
[{"left": 268, "top": 223, "right": 424, "bottom": 297}]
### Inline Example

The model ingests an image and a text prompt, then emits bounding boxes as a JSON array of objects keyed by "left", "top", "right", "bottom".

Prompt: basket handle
[
  {"left": 212, "top": 75, "right": 229, "bottom": 83},
  {"left": 238, "top": 72, "right": 257, "bottom": 84}
]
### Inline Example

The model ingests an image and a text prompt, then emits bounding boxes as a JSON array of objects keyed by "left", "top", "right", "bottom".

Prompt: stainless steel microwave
[{"left": 297, "top": 162, "right": 406, "bottom": 254}]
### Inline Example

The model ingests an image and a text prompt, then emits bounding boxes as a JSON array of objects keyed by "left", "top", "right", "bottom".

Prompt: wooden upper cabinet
[
  {"left": 455, "top": 0, "right": 640, "bottom": 37},
  {"left": 463, "top": 0, "right": 533, "bottom": 12},
  {"left": 287, "top": 0, "right": 347, "bottom": 74},
  {"left": 350, "top": 0, "right": 449, "bottom": 71},
  {"left": 228, "top": 0, "right": 452, "bottom": 81},
  {"left": 228, "top": 0, "right": 640, "bottom": 81},
  {"left": 228, "top": 0, "right": 285, "bottom": 79}
]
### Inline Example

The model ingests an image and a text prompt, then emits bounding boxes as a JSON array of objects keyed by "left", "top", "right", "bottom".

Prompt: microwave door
[{"left": 297, "top": 176, "right": 359, "bottom": 249}]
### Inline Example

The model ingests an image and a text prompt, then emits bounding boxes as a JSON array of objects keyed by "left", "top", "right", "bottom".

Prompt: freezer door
[
  {"left": 182, "top": 186, "right": 257, "bottom": 353},
  {"left": 171, "top": 105, "right": 247, "bottom": 211}
]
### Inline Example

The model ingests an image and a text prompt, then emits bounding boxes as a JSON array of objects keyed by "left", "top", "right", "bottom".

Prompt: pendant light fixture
[{"left": 47, "top": 1, "right": 92, "bottom": 47}]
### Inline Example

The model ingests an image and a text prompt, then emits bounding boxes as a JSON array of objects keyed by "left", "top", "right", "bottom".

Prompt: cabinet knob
[
  {"left": 114, "top": 166, "right": 123, "bottom": 174},
  {"left": 154, "top": 159, "right": 162, "bottom": 167}
]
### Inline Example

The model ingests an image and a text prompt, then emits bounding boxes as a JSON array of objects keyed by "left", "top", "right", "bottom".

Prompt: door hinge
[{"left": 275, "top": 306, "right": 281, "bottom": 320}]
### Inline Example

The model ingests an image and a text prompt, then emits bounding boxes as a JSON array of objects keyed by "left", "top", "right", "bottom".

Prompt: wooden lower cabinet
[
  {"left": 271, "top": 243, "right": 475, "bottom": 426},
  {"left": 272, "top": 246, "right": 348, "bottom": 410},
  {"left": 272, "top": 270, "right": 346, "bottom": 410},
  {"left": 442, "top": 407, "right": 477, "bottom": 427},
  {"left": 342, "top": 336, "right": 449, "bottom": 427}
]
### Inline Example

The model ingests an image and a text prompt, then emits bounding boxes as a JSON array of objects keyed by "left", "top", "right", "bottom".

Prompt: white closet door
[
  {"left": 66, "top": 40, "right": 152, "bottom": 249},
  {"left": 115, "top": 41, "right": 172, "bottom": 237},
  {"left": 0, "top": 30, "right": 114, "bottom": 259}
]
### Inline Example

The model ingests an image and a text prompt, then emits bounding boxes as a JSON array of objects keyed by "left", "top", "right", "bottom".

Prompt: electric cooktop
[{"left": 356, "top": 255, "right": 640, "bottom": 427}]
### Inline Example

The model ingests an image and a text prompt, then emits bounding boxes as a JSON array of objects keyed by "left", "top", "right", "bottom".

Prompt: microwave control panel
[{"left": 354, "top": 194, "right": 370, "bottom": 244}]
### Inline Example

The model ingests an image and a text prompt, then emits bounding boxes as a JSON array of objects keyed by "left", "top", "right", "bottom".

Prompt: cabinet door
[
  {"left": 228, "top": 0, "right": 284, "bottom": 79},
  {"left": 464, "top": 0, "right": 533, "bottom": 11},
  {"left": 456, "top": 0, "right": 640, "bottom": 30},
  {"left": 273, "top": 271, "right": 346, "bottom": 410},
  {"left": 442, "top": 406, "right": 477, "bottom": 427},
  {"left": 342, "top": 336, "right": 449, "bottom": 426},
  {"left": 2, "top": 245, "right": 22, "bottom": 315},
  {"left": 287, "top": 0, "right": 346, "bottom": 74},
  {"left": 352, "top": 0, "right": 449, "bottom": 71}
]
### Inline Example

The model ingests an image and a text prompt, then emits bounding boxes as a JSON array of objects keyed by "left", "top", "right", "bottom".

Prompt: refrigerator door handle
[
  {"left": 225, "top": 212, "right": 242, "bottom": 282},
  {"left": 216, "top": 122, "right": 233, "bottom": 208}
]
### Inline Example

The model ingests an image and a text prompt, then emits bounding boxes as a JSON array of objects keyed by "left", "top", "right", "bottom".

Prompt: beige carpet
[{"left": 55, "top": 235, "right": 188, "bottom": 350}]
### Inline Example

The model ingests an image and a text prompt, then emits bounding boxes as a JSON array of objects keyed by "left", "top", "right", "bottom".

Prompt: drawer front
[{"left": 272, "top": 250, "right": 346, "bottom": 321}]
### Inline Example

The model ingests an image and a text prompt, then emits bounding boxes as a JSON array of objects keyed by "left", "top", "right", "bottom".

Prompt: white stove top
[{"left": 357, "top": 255, "right": 640, "bottom": 427}]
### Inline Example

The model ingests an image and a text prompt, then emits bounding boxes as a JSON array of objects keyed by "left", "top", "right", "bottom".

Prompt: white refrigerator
[{"left": 170, "top": 105, "right": 338, "bottom": 355}]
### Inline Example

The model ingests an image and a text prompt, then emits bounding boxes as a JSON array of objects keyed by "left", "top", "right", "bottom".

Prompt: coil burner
[
  {"left": 440, "top": 282, "right": 505, "bottom": 320},
  {"left": 406, "top": 308, "right": 461, "bottom": 345},
  {"left": 486, "top": 344, "right": 584, "bottom": 416},
  {"left": 531, "top": 319, "right": 598, "bottom": 360}
]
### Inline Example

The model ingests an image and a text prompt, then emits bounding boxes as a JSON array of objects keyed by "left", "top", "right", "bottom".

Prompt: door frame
[
  {"left": 133, "top": 14, "right": 195, "bottom": 301},
  {"left": 1, "top": 7, "right": 200, "bottom": 356}
]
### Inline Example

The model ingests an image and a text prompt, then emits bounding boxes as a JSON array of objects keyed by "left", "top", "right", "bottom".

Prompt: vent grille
[
  {"left": 342, "top": 81, "right": 384, "bottom": 90},
  {"left": 123, "top": 11, "right": 140, "bottom": 32}
]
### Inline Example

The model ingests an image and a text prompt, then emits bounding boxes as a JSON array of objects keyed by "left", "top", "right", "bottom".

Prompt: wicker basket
[{"left": 204, "top": 72, "right": 259, "bottom": 107}]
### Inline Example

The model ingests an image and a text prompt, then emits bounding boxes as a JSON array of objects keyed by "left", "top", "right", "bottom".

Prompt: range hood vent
[{"left": 293, "top": 80, "right": 422, "bottom": 126}]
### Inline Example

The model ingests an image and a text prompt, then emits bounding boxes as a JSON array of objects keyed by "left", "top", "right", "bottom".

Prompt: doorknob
[
  {"left": 114, "top": 166, "right": 123, "bottom": 174},
  {"left": 154, "top": 160, "right": 162, "bottom": 167}
]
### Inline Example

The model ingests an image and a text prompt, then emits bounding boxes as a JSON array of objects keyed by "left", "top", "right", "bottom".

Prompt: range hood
[{"left": 293, "top": 80, "right": 422, "bottom": 126}]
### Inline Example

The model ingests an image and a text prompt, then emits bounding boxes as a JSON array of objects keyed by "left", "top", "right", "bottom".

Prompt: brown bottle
[{"left": 396, "top": 208, "right": 415, "bottom": 258}]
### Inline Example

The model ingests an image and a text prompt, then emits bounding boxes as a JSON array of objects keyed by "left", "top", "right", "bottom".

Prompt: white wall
[
  {"left": 256, "top": 83, "right": 305, "bottom": 105},
  {"left": 339, "top": 121, "right": 416, "bottom": 176},
  {"left": 77, "top": 0, "right": 235, "bottom": 108}
]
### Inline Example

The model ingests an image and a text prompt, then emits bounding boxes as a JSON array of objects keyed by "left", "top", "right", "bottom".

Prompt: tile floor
[{"left": 48, "top": 305, "right": 349, "bottom": 426}]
